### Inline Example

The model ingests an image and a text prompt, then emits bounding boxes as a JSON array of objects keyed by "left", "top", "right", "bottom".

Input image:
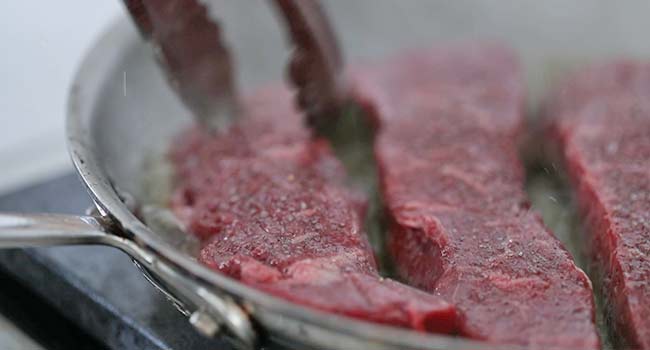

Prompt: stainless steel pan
[
  {"left": 2, "top": 1, "right": 650, "bottom": 349},
  {"left": 0, "top": 15, "right": 483, "bottom": 350}
]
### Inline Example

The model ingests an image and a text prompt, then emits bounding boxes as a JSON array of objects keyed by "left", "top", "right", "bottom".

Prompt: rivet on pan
[{"left": 189, "top": 310, "right": 221, "bottom": 338}]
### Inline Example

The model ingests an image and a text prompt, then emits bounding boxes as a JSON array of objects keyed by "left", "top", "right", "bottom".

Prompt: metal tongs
[{"left": 122, "top": 0, "right": 346, "bottom": 130}]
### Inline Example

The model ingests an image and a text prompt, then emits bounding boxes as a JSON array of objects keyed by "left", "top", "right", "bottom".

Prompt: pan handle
[
  {"left": 0, "top": 212, "right": 257, "bottom": 350},
  {"left": 0, "top": 213, "right": 114, "bottom": 248},
  {"left": 0, "top": 212, "right": 156, "bottom": 261}
]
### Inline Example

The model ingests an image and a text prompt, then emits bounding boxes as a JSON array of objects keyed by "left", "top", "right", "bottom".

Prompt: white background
[
  {"left": 0, "top": 1, "right": 119, "bottom": 343},
  {"left": 0, "top": 1, "right": 121, "bottom": 194}
]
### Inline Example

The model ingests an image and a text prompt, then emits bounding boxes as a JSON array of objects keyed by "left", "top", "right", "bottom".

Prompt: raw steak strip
[
  {"left": 546, "top": 62, "right": 650, "bottom": 349},
  {"left": 170, "top": 87, "right": 457, "bottom": 333},
  {"left": 353, "top": 44, "right": 600, "bottom": 348}
]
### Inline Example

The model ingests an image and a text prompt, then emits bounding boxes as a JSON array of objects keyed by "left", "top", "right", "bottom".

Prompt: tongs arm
[
  {"left": 122, "top": 0, "right": 346, "bottom": 131},
  {"left": 272, "top": 0, "right": 347, "bottom": 127},
  {"left": 123, "top": 0, "right": 239, "bottom": 130}
]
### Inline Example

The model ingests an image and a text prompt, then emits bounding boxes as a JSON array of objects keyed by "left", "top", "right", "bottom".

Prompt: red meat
[
  {"left": 353, "top": 44, "right": 600, "bottom": 348},
  {"left": 170, "top": 87, "right": 456, "bottom": 333},
  {"left": 546, "top": 61, "right": 650, "bottom": 349}
]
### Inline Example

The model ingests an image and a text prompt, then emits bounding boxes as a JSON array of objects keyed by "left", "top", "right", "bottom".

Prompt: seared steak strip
[
  {"left": 546, "top": 61, "right": 650, "bottom": 349},
  {"left": 353, "top": 44, "right": 600, "bottom": 348},
  {"left": 170, "top": 87, "right": 456, "bottom": 333}
]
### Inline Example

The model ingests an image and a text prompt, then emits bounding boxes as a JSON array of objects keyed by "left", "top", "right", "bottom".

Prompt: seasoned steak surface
[
  {"left": 353, "top": 44, "right": 600, "bottom": 348},
  {"left": 170, "top": 87, "right": 456, "bottom": 333},
  {"left": 547, "top": 61, "right": 650, "bottom": 349}
]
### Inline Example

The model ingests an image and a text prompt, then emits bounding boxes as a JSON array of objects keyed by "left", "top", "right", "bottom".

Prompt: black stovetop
[{"left": 0, "top": 173, "right": 228, "bottom": 350}]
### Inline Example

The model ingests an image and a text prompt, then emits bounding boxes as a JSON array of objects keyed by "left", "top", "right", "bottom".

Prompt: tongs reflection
[{"left": 122, "top": 0, "right": 346, "bottom": 130}]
